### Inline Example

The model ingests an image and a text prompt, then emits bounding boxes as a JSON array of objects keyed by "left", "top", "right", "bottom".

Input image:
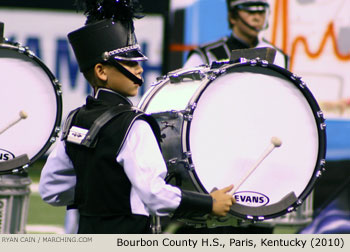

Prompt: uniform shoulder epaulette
[{"left": 192, "top": 37, "right": 229, "bottom": 64}]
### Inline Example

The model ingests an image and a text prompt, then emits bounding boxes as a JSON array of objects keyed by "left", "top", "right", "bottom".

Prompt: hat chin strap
[
  {"left": 236, "top": 6, "right": 270, "bottom": 33},
  {"left": 109, "top": 60, "right": 144, "bottom": 86},
  {"left": 237, "top": 13, "right": 266, "bottom": 32}
]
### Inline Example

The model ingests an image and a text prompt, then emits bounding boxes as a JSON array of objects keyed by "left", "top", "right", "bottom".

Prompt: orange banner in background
[{"left": 271, "top": 0, "right": 350, "bottom": 70}]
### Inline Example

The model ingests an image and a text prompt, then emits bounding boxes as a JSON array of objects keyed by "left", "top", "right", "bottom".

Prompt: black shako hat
[
  {"left": 68, "top": 18, "right": 147, "bottom": 73},
  {"left": 227, "top": 0, "right": 269, "bottom": 11}
]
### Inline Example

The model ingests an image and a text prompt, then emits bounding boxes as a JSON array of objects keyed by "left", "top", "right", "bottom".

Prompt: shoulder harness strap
[
  {"left": 64, "top": 105, "right": 140, "bottom": 148},
  {"left": 61, "top": 107, "right": 81, "bottom": 141},
  {"left": 81, "top": 105, "right": 138, "bottom": 148}
]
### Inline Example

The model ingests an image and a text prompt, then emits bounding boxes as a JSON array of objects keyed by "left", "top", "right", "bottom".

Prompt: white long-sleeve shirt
[{"left": 39, "top": 119, "right": 181, "bottom": 217}]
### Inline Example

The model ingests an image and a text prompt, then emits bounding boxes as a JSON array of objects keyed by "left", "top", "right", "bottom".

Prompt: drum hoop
[
  {"left": 138, "top": 66, "right": 209, "bottom": 112},
  {"left": 182, "top": 61, "right": 327, "bottom": 220},
  {"left": 0, "top": 42, "right": 63, "bottom": 173},
  {"left": 138, "top": 77, "right": 165, "bottom": 111},
  {"left": 264, "top": 64, "right": 327, "bottom": 211}
]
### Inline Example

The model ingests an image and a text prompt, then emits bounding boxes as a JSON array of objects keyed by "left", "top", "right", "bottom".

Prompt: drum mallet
[
  {"left": 0, "top": 110, "right": 28, "bottom": 135},
  {"left": 231, "top": 137, "right": 282, "bottom": 195}
]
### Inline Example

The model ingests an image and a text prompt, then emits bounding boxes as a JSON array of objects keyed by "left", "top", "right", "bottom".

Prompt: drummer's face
[
  {"left": 94, "top": 61, "right": 143, "bottom": 97},
  {"left": 230, "top": 9, "right": 266, "bottom": 43}
]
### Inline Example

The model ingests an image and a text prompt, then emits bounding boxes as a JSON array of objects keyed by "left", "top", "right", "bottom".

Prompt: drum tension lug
[
  {"left": 291, "top": 74, "right": 299, "bottom": 80},
  {"left": 167, "top": 157, "right": 192, "bottom": 171},
  {"left": 299, "top": 81, "right": 307, "bottom": 89},
  {"left": 249, "top": 59, "right": 257, "bottom": 66},
  {"left": 26, "top": 48, "right": 35, "bottom": 58},
  {"left": 152, "top": 76, "right": 166, "bottom": 87},
  {"left": 287, "top": 206, "right": 295, "bottom": 212},
  {"left": 182, "top": 151, "right": 192, "bottom": 159},
  {"left": 182, "top": 103, "right": 197, "bottom": 121},
  {"left": 183, "top": 114, "right": 193, "bottom": 121},
  {"left": 317, "top": 111, "right": 324, "bottom": 119},
  {"left": 208, "top": 71, "right": 219, "bottom": 81},
  {"left": 259, "top": 59, "right": 269, "bottom": 67},
  {"left": 17, "top": 45, "right": 25, "bottom": 53},
  {"left": 181, "top": 108, "right": 193, "bottom": 121},
  {"left": 316, "top": 160, "right": 326, "bottom": 177},
  {"left": 320, "top": 159, "right": 326, "bottom": 172},
  {"left": 167, "top": 158, "right": 178, "bottom": 165},
  {"left": 54, "top": 126, "right": 61, "bottom": 137},
  {"left": 160, "top": 121, "right": 175, "bottom": 131},
  {"left": 156, "top": 75, "right": 167, "bottom": 82},
  {"left": 169, "top": 70, "right": 205, "bottom": 83},
  {"left": 49, "top": 137, "right": 57, "bottom": 143},
  {"left": 54, "top": 78, "right": 62, "bottom": 88}
]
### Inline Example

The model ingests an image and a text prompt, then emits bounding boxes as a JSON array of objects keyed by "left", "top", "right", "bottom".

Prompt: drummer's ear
[
  {"left": 94, "top": 63, "right": 108, "bottom": 82},
  {"left": 229, "top": 15, "right": 238, "bottom": 27}
]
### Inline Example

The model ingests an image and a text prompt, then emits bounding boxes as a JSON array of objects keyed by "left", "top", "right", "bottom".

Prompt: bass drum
[
  {"left": 0, "top": 40, "right": 62, "bottom": 234},
  {"left": 139, "top": 61, "right": 326, "bottom": 227},
  {"left": 0, "top": 41, "right": 62, "bottom": 174}
]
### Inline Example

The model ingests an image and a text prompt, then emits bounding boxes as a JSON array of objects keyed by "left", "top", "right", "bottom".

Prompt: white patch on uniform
[{"left": 67, "top": 126, "right": 88, "bottom": 144}]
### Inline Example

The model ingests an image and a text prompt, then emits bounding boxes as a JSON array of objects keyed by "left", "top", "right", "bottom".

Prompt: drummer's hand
[{"left": 210, "top": 185, "right": 236, "bottom": 217}]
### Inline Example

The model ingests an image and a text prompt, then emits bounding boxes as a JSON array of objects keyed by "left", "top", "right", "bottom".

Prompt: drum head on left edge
[{"left": 0, "top": 47, "right": 60, "bottom": 167}]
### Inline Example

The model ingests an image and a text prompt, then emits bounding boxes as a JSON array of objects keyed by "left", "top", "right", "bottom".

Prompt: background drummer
[
  {"left": 38, "top": 0, "right": 235, "bottom": 234},
  {"left": 183, "top": 0, "right": 289, "bottom": 69}
]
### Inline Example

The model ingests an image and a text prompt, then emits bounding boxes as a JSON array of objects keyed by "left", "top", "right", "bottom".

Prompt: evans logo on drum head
[
  {"left": 233, "top": 191, "right": 270, "bottom": 207},
  {"left": 0, "top": 149, "right": 15, "bottom": 161}
]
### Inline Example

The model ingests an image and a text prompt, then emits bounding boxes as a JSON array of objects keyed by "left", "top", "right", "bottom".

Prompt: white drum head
[
  {"left": 189, "top": 67, "right": 320, "bottom": 207},
  {"left": 0, "top": 46, "right": 61, "bottom": 167}
]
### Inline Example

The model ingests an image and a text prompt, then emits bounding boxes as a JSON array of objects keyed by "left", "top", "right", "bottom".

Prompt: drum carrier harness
[{"left": 61, "top": 105, "right": 151, "bottom": 149}]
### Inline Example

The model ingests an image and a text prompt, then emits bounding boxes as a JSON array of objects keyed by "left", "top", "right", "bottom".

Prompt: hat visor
[
  {"left": 237, "top": 4, "right": 268, "bottom": 12},
  {"left": 112, "top": 49, "right": 148, "bottom": 62}
]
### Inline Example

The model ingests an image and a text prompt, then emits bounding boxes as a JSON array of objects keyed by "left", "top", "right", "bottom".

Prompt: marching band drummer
[
  {"left": 38, "top": 0, "right": 235, "bottom": 234},
  {"left": 184, "top": 0, "right": 289, "bottom": 69}
]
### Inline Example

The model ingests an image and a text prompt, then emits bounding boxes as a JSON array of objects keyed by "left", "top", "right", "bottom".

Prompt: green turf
[
  {"left": 26, "top": 157, "right": 66, "bottom": 228},
  {"left": 27, "top": 157, "right": 46, "bottom": 183},
  {"left": 27, "top": 193, "right": 66, "bottom": 226},
  {"left": 23, "top": 158, "right": 300, "bottom": 234},
  {"left": 274, "top": 226, "right": 299, "bottom": 234}
]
